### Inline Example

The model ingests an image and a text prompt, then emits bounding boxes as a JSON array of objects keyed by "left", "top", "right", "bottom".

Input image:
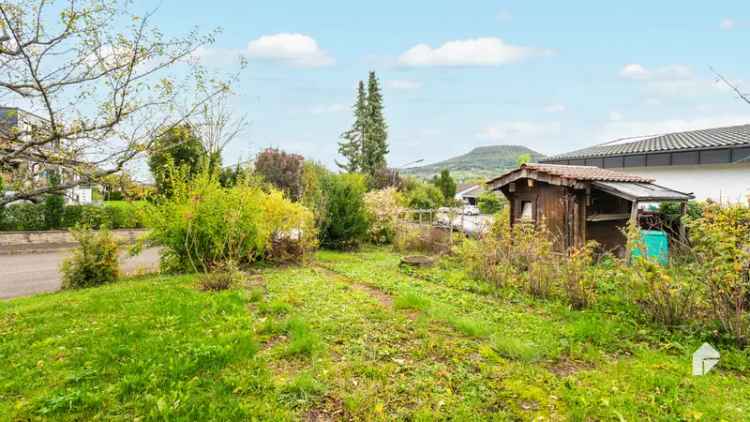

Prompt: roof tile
[
  {"left": 543, "top": 123, "right": 750, "bottom": 161},
  {"left": 487, "top": 163, "right": 654, "bottom": 184}
]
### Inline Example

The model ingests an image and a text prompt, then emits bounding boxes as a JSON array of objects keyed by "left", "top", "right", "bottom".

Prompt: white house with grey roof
[{"left": 541, "top": 124, "right": 750, "bottom": 202}]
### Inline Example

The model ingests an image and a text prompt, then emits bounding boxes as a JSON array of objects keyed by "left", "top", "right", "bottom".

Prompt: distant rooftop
[{"left": 543, "top": 123, "right": 750, "bottom": 161}]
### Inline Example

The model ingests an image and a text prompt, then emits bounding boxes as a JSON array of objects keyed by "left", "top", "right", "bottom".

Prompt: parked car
[{"left": 463, "top": 205, "right": 480, "bottom": 216}]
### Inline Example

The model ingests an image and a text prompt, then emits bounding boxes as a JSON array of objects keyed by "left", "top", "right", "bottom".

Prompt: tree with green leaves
[
  {"left": 516, "top": 153, "right": 532, "bottom": 167},
  {"left": 432, "top": 169, "right": 457, "bottom": 205},
  {"left": 0, "top": 0, "right": 231, "bottom": 206},
  {"left": 337, "top": 81, "right": 367, "bottom": 173},
  {"left": 337, "top": 71, "right": 389, "bottom": 176},
  {"left": 362, "top": 71, "right": 389, "bottom": 175},
  {"left": 148, "top": 125, "right": 207, "bottom": 197}
]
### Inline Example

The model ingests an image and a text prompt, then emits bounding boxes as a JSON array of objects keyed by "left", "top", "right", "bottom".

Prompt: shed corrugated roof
[
  {"left": 542, "top": 123, "right": 750, "bottom": 161},
  {"left": 592, "top": 181, "right": 693, "bottom": 201},
  {"left": 487, "top": 163, "right": 653, "bottom": 184}
]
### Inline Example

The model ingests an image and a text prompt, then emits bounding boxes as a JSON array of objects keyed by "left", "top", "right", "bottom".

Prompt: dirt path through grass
[{"left": 312, "top": 248, "right": 750, "bottom": 420}]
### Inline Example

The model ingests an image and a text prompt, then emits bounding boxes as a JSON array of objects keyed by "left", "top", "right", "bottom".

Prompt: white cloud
[
  {"left": 543, "top": 104, "right": 566, "bottom": 113},
  {"left": 398, "top": 37, "right": 551, "bottom": 67},
  {"left": 609, "top": 111, "right": 624, "bottom": 121},
  {"left": 247, "top": 33, "right": 334, "bottom": 67},
  {"left": 720, "top": 18, "right": 736, "bottom": 30},
  {"left": 477, "top": 121, "right": 561, "bottom": 143},
  {"left": 386, "top": 79, "right": 423, "bottom": 90},
  {"left": 619, "top": 64, "right": 692, "bottom": 81},
  {"left": 619, "top": 64, "right": 650, "bottom": 80},
  {"left": 309, "top": 103, "right": 348, "bottom": 115}
]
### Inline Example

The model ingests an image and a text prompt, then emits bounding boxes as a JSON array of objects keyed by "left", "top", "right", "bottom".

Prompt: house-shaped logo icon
[{"left": 692, "top": 343, "right": 720, "bottom": 376}]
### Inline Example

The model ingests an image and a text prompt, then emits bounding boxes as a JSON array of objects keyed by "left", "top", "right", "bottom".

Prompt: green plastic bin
[{"left": 631, "top": 230, "right": 669, "bottom": 265}]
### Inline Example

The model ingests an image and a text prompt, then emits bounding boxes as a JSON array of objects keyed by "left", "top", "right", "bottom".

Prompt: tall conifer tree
[
  {"left": 337, "top": 81, "right": 367, "bottom": 172},
  {"left": 362, "top": 71, "right": 388, "bottom": 175}
]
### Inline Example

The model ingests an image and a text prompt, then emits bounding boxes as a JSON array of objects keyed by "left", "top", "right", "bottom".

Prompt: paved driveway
[{"left": 0, "top": 248, "right": 160, "bottom": 299}]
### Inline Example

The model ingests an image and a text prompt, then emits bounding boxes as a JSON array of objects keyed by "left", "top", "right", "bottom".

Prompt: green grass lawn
[{"left": 1, "top": 248, "right": 748, "bottom": 420}]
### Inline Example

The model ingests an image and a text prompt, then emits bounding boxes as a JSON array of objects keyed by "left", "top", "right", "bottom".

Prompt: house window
[{"left": 520, "top": 201, "right": 534, "bottom": 221}]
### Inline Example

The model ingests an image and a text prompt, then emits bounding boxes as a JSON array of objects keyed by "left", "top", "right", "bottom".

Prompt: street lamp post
[{"left": 393, "top": 159, "right": 424, "bottom": 185}]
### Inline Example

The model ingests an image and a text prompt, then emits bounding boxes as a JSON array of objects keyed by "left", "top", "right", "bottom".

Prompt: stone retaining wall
[{"left": 0, "top": 229, "right": 148, "bottom": 254}]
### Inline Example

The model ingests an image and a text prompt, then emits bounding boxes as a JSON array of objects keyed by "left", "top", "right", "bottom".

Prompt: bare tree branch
[
  {"left": 0, "top": 0, "right": 239, "bottom": 206},
  {"left": 710, "top": 66, "right": 750, "bottom": 105}
]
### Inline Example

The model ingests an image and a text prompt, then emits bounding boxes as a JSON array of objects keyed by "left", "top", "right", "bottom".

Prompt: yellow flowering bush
[{"left": 146, "top": 170, "right": 317, "bottom": 273}]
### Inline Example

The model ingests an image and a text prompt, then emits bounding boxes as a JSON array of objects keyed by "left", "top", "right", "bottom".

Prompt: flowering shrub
[
  {"left": 146, "top": 171, "right": 316, "bottom": 273},
  {"left": 364, "top": 187, "right": 404, "bottom": 244}
]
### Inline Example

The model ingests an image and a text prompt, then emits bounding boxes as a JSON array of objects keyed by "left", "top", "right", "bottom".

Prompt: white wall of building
[
  {"left": 623, "top": 162, "right": 750, "bottom": 203},
  {"left": 66, "top": 186, "right": 93, "bottom": 205}
]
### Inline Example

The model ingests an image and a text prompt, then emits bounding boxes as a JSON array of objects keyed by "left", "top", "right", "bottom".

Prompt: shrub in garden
[
  {"left": 301, "top": 161, "right": 330, "bottom": 232},
  {"left": 104, "top": 201, "right": 146, "bottom": 229},
  {"left": 624, "top": 221, "right": 699, "bottom": 327},
  {"left": 403, "top": 178, "right": 444, "bottom": 210},
  {"left": 393, "top": 224, "right": 453, "bottom": 255},
  {"left": 146, "top": 171, "right": 316, "bottom": 273},
  {"left": 687, "top": 203, "right": 750, "bottom": 345},
  {"left": 263, "top": 190, "right": 318, "bottom": 263},
  {"left": 364, "top": 187, "right": 404, "bottom": 244},
  {"left": 627, "top": 256, "right": 699, "bottom": 327},
  {"left": 560, "top": 242, "right": 599, "bottom": 309},
  {"left": 456, "top": 209, "right": 558, "bottom": 297},
  {"left": 477, "top": 191, "right": 504, "bottom": 214},
  {"left": 197, "top": 260, "right": 244, "bottom": 291},
  {"left": 61, "top": 227, "right": 120, "bottom": 289},
  {"left": 318, "top": 173, "right": 369, "bottom": 250}
]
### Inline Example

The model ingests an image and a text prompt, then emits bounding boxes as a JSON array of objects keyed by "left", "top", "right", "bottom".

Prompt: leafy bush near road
[
  {"left": 403, "top": 178, "right": 444, "bottom": 210},
  {"left": 61, "top": 226, "right": 120, "bottom": 289},
  {"left": 146, "top": 171, "right": 316, "bottom": 273},
  {"left": 0, "top": 201, "right": 145, "bottom": 231},
  {"left": 0, "top": 203, "right": 46, "bottom": 231}
]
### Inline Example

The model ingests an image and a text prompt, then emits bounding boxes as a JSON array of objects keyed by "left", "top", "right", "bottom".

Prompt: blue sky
[{"left": 146, "top": 0, "right": 750, "bottom": 168}]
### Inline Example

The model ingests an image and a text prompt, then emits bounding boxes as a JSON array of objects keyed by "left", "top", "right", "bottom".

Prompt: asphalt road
[{"left": 0, "top": 247, "right": 160, "bottom": 299}]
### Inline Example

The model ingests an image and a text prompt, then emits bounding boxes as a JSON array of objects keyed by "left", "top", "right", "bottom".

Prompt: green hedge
[{"left": 0, "top": 201, "right": 146, "bottom": 231}]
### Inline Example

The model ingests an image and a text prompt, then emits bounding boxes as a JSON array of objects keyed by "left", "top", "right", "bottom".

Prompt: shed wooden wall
[{"left": 501, "top": 179, "right": 586, "bottom": 252}]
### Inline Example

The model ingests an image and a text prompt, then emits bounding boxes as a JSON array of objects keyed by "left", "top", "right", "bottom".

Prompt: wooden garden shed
[{"left": 486, "top": 163, "right": 694, "bottom": 255}]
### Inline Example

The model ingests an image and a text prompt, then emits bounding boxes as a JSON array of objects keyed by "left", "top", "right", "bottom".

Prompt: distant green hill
[{"left": 401, "top": 145, "right": 546, "bottom": 182}]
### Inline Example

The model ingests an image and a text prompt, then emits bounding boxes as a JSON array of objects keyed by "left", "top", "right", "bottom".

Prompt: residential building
[
  {"left": 540, "top": 124, "right": 750, "bottom": 202},
  {"left": 0, "top": 107, "right": 94, "bottom": 205}
]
